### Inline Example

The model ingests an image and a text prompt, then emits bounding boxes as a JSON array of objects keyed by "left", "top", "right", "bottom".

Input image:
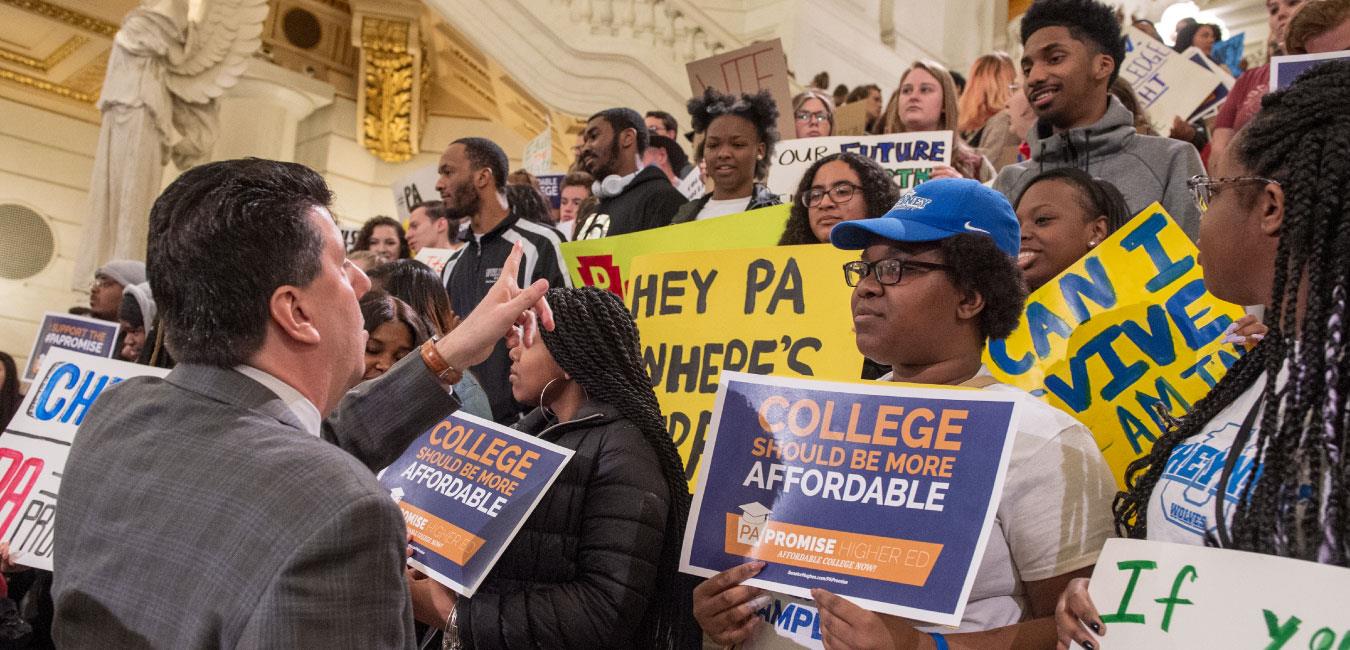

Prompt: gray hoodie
[{"left": 993, "top": 96, "right": 1204, "bottom": 240}]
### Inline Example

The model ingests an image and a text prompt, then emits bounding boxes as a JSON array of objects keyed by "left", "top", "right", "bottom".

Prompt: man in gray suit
[{"left": 52, "top": 159, "right": 554, "bottom": 647}]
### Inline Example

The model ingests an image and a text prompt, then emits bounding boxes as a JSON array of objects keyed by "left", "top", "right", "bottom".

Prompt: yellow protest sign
[
  {"left": 628, "top": 244, "right": 863, "bottom": 486},
  {"left": 983, "top": 204, "right": 1246, "bottom": 488},
  {"left": 560, "top": 205, "right": 790, "bottom": 299}
]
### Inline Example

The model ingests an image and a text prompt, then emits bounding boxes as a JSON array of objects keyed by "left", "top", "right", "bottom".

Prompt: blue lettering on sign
[
  {"left": 32, "top": 362, "right": 120, "bottom": 426},
  {"left": 1059, "top": 257, "right": 1117, "bottom": 323},
  {"left": 758, "top": 598, "right": 823, "bottom": 641},
  {"left": 838, "top": 140, "right": 946, "bottom": 164},
  {"left": 1119, "top": 212, "right": 1195, "bottom": 293},
  {"left": 1165, "top": 279, "right": 1233, "bottom": 351}
]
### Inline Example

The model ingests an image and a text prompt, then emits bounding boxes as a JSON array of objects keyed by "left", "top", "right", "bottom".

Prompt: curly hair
[
  {"left": 506, "top": 183, "right": 555, "bottom": 226},
  {"left": 687, "top": 87, "right": 780, "bottom": 181},
  {"left": 941, "top": 234, "right": 1028, "bottom": 341},
  {"left": 352, "top": 215, "right": 410, "bottom": 259},
  {"left": 537, "top": 287, "right": 696, "bottom": 649},
  {"left": 779, "top": 152, "right": 901, "bottom": 245},
  {"left": 1020, "top": 0, "right": 1126, "bottom": 85},
  {"left": 1114, "top": 61, "right": 1350, "bottom": 563}
]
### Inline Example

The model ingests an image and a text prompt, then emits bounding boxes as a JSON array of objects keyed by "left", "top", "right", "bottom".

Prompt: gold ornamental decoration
[{"left": 358, "top": 16, "right": 417, "bottom": 162}]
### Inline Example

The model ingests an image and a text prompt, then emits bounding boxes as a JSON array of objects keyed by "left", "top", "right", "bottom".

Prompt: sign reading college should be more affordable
[
  {"left": 0, "top": 348, "right": 168, "bottom": 571},
  {"left": 379, "top": 411, "right": 573, "bottom": 596},
  {"left": 23, "top": 312, "right": 121, "bottom": 382},
  {"left": 1077, "top": 538, "right": 1350, "bottom": 649},
  {"left": 681, "top": 373, "right": 1021, "bottom": 625},
  {"left": 628, "top": 244, "right": 862, "bottom": 486},
  {"left": 984, "top": 205, "right": 1245, "bottom": 488},
  {"left": 766, "top": 132, "right": 954, "bottom": 200}
]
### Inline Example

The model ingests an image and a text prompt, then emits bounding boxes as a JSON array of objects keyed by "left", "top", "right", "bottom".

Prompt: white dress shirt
[{"left": 234, "top": 365, "right": 323, "bottom": 437}]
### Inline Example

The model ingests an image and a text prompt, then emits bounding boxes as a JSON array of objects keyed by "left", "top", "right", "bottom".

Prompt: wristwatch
[{"left": 420, "top": 336, "right": 463, "bottom": 385}]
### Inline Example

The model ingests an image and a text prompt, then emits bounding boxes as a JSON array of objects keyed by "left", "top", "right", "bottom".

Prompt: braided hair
[
  {"left": 1115, "top": 61, "right": 1350, "bottom": 564},
  {"left": 537, "top": 286, "right": 696, "bottom": 648}
]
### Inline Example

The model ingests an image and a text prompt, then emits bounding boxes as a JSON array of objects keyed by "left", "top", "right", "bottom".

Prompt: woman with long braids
[
  {"left": 1056, "top": 61, "right": 1350, "bottom": 649},
  {"left": 412, "top": 286, "right": 696, "bottom": 649}
]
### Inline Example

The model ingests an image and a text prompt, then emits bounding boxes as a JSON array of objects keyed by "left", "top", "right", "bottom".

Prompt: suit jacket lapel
[{"left": 165, "top": 364, "right": 308, "bottom": 433}]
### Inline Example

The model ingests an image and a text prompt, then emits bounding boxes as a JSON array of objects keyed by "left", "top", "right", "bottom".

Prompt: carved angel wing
[{"left": 164, "top": 0, "right": 268, "bottom": 104}]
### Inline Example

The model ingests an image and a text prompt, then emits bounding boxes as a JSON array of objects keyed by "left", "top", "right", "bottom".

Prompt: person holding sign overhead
[
  {"left": 671, "top": 88, "right": 783, "bottom": 224},
  {"left": 693, "top": 179, "right": 1116, "bottom": 649},
  {"left": 877, "top": 61, "right": 995, "bottom": 183},
  {"left": 1055, "top": 59, "right": 1350, "bottom": 650},
  {"left": 411, "top": 286, "right": 697, "bottom": 649}
]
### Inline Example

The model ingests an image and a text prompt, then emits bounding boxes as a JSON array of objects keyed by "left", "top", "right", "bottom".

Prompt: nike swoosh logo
[{"left": 964, "top": 221, "right": 990, "bottom": 234}]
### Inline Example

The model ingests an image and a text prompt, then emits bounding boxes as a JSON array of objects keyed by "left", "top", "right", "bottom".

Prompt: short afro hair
[
  {"left": 451, "top": 137, "right": 509, "bottom": 190},
  {"left": 687, "top": 87, "right": 781, "bottom": 181},
  {"left": 940, "top": 234, "right": 1028, "bottom": 341},
  {"left": 589, "top": 107, "right": 650, "bottom": 154},
  {"left": 1020, "top": 0, "right": 1126, "bottom": 85}
]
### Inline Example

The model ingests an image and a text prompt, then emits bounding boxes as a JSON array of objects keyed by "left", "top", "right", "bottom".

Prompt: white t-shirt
[
  {"left": 731, "top": 374, "right": 1117, "bottom": 649},
  {"left": 695, "top": 196, "right": 752, "bottom": 221},
  {"left": 1147, "top": 367, "right": 1286, "bottom": 545}
]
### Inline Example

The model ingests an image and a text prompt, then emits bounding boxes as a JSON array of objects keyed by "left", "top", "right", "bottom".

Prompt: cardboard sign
[
  {"left": 0, "top": 349, "right": 168, "bottom": 570},
  {"left": 522, "top": 124, "right": 553, "bottom": 176},
  {"left": 560, "top": 204, "right": 790, "bottom": 300},
  {"left": 1121, "top": 27, "right": 1224, "bottom": 134},
  {"left": 984, "top": 205, "right": 1245, "bottom": 488},
  {"left": 1078, "top": 538, "right": 1350, "bottom": 648},
  {"left": 414, "top": 247, "right": 457, "bottom": 277},
  {"left": 23, "top": 312, "right": 120, "bottom": 383},
  {"left": 379, "top": 411, "right": 573, "bottom": 596},
  {"left": 681, "top": 372, "right": 1021, "bottom": 625},
  {"left": 392, "top": 164, "right": 440, "bottom": 220},
  {"left": 832, "top": 101, "right": 871, "bottom": 137},
  {"left": 628, "top": 244, "right": 863, "bottom": 485},
  {"left": 1271, "top": 51, "right": 1350, "bottom": 91},
  {"left": 687, "top": 39, "right": 796, "bottom": 145},
  {"left": 766, "top": 132, "right": 953, "bottom": 201}
]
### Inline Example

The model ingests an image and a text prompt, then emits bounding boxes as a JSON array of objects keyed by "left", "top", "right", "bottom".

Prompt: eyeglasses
[
  {"left": 795, "top": 111, "right": 830, "bottom": 124},
  {"left": 1187, "top": 174, "right": 1282, "bottom": 212},
  {"left": 843, "top": 258, "right": 953, "bottom": 287},
  {"left": 802, "top": 183, "right": 862, "bottom": 208}
]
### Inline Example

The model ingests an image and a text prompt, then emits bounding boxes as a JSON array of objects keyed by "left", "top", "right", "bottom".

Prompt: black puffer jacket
[{"left": 458, "top": 401, "right": 671, "bottom": 649}]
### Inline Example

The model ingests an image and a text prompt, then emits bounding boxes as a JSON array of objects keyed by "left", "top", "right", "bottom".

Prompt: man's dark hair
[
  {"left": 451, "top": 137, "right": 510, "bottom": 190},
  {"left": 562, "top": 170, "right": 594, "bottom": 189},
  {"left": 950, "top": 71, "right": 967, "bottom": 95},
  {"left": 147, "top": 158, "right": 330, "bottom": 367},
  {"left": 687, "top": 87, "right": 781, "bottom": 180},
  {"left": 411, "top": 200, "right": 450, "bottom": 223},
  {"left": 589, "top": 107, "right": 650, "bottom": 154},
  {"left": 779, "top": 152, "right": 900, "bottom": 245},
  {"left": 645, "top": 110, "right": 678, "bottom": 135},
  {"left": 1020, "top": 0, "right": 1127, "bottom": 84},
  {"left": 353, "top": 215, "right": 410, "bottom": 259},
  {"left": 647, "top": 135, "right": 689, "bottom": 175},
  {"left": 938, "top": 234, "right": 1027, "bottom": 341}
]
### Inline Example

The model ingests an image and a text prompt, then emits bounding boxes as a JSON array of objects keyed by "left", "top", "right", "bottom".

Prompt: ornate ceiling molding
[
  {"left": 0, "top": 65, "right": 96, "bottom": 102},
  {"left": 0, "top": 34, "right": 88, "bottom": 72},
  {"left": 0, "top": 0, "right": 119, "bottom": 37}
]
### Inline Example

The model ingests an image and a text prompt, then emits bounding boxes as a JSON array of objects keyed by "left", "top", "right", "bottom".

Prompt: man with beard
[
  {"left": 440, "top": 137, "right": 570, "bottom": 423},
  {"left": 573, "top": 108, "right": 687, "bottom": 240}
]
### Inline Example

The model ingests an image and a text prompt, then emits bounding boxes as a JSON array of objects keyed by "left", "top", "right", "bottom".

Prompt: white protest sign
[
  {"left": 0, "top": 348, "right": 168, "bottom": 570},
  {"left": 1079, "top": 538, "right": 1350, "bottom": 649},
  {"left": 414, "top": 247, "right": 457, "bottom": 277},
  {"left": 1121, "top": 27, "right": 1221, "bottom": 134},
  {"left": 522, "top": 123, "right": 553, "bottom": 176},
  {"left": 392, "top": 164, "right": 440, "bottom": 220},
  {"left": 1271, "top": 51, "right": 1350, "bottom": 91},
  {"left": 676, "top": 168, "right": 705, "bottom": 200},
  {"left": 765, "top": 131, "right": 953, "bottom": 201}
]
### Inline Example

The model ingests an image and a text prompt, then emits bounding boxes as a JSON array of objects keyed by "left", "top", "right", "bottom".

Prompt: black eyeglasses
[
  {"left": 794, "top": 111, "right": 830, "bottom": 124},
  {"left": 802, "top": 183, "right": 863, "bottom": 208},
  {"left": 843, "top": 258, "right": 953, "bottom": 287},
  {"left": 1187, "top": 174, "right": 1282, "bottom": 212}
]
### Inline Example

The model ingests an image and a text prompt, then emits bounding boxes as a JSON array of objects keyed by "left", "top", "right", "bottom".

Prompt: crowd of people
[{"left": 0, "top": 0, "right": 1347, "bottom": 647}]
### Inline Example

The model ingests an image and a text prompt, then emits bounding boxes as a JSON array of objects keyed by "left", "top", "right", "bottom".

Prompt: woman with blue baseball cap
[{"left": 692, "top": 178, "right": 1116, "bottom": 650}]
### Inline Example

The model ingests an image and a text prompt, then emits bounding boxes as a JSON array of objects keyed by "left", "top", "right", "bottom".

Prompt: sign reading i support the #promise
[
  {"left": 680, "top": 372, "right": 1021, "bottom": 625},
  {"left": 379, "top": 412, "right": 573, "bottom": 596}
]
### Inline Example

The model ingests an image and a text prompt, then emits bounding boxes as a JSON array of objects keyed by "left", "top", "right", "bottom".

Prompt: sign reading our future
[
  {"left": 1078, "top": 539, "right": 1350, "bottom": 648},
  {"left": 766, "top": 132, "right": 953, "bottom": 200},
  {"left": 681, "top": 373, "right": 1021, "bottom": 625}
]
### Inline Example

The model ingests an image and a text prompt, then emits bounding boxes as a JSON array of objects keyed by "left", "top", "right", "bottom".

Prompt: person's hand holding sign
[
  {"left": 813, "top": 589, "right": 915, "bottom": 650},
  {"left": 692, "top": 561, "right": 770, "bottom": 645},
  {"left": 1055, "top": 577, "right": 1104, "bottom": 650}
]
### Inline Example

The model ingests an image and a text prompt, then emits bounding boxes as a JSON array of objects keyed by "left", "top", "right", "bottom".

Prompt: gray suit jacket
[{"left": 52, "top": 353, "right": 459, "bottom": 648}]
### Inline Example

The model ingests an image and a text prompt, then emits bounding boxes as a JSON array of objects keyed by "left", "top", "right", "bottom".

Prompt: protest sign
[
  {"left": 1210, "top": 32, "right": 1245, "bottom": 77},
  {"left": 984, "top": 204, "right": 1245, "bottom": 488},
  {"left": 1121, "top": 27, "right": 1223, "bottom": 134},
  {"left": 1271, "top": 51, "right": 1350, "bottom": 91},
  {"left": 0, "top": 349, "right": 168, "bottom": 570},
  {"left": 23, "top": 312, "right": 120, "bottom": 383},
  {"left": 1181, "top": 47, "right": 1234, "bottom": 122},
  {"left": 537, "top": 172, "right": 564, "bottom": 209},
  {"left": 628, "top": 244, "right": 863, "bottom": 484},
  {"left": 681, "top": 372, "right": 1021, "bottom": 624},
  {"left": 414, "top": 247, "right": 457, "bottom": 277},
  {"left": 832, "top": 101, "right": 871, "bottom": 136},
  {"left": 560, "top": 204, "right": 790, "bottom": 299},
  {"left": 391, "top": 164, "right": 439, "bottom": 220},
  {"left": 687, "top": 39, "right": 796, "bottom": 145},
  {"left": 676, "top": 168, "right": 705, "bottom": 200},
  {"left": 379, "top": 411, "right": 573, "bottom": 596},
  {"left": 1077, "top": 538, "right": 1350, "bottom": 649},
  {"left": 522, "top": 123, "right": 553, "bottom": 176},
  {"left": 765, "top": 132, "right": 953, "bottom": 200}
]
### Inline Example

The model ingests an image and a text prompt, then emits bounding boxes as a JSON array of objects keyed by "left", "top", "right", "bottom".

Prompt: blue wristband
[{"left": 928, "top": 632, "right": 949, "bottom": 650}]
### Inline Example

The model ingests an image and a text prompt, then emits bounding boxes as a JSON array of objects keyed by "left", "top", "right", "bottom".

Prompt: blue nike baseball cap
[{"left": 830, "top": 178, "right": 1020, "bottom": 257}]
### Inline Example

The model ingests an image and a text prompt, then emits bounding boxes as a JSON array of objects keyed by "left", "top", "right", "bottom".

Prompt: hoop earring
[{"left": 540, "top": 378, "right": 560, "bottom": 418}]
